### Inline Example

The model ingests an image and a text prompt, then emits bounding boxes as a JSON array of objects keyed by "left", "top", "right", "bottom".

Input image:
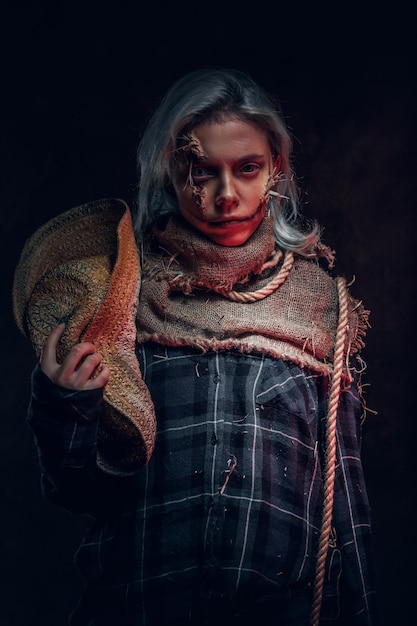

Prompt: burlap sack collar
[
  {"left": 12, "top": 198, "right": 156, "bottom": 476},
  {"left": 150, "top": 213, "right": 277, "bottom": 292},
  {"left": 137, "top": 215, "right": 370, "bottom": 379}
]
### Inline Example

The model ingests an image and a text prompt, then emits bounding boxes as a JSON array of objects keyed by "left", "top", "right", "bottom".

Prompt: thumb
[{"left": 40, "top": 323, "right": 66, "bottom": 368}]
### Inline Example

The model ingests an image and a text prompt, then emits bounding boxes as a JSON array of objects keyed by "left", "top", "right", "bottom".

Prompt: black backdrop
[{"left": 1, "top": 1, "right": 415, "bottom": 624}]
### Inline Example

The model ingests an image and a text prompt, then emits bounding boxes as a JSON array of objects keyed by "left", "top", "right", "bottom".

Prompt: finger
[
  {"left": 40, "top": 323, "right": 66, "bottom": 366},
  {"left": 60, "top": 341, "right": 98, "bottom": 375},
  {"left": 83, "top": 365, "right": 111, "bottom": 390},
  {"left": 71, "top": 351, "right": 104, "bottom": 385},
  {"left": 60, "top": 356, "right": 110, "bottom": 391}
]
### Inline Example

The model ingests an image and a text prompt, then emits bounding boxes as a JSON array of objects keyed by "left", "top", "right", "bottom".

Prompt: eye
[
  {"left": 239, "top": 162, "right": 261, "bottom": 175},
  {"left": 191, "top": 166, "right": 213, "bottom": 181}
]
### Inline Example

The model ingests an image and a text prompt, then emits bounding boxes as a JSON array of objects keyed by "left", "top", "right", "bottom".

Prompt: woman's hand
[{"left": 40, "top": 323, "right": 111, "bottom": 391}]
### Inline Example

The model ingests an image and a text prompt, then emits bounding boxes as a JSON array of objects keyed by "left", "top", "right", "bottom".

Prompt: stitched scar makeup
[
  {"left": 174, "top": 132, "right": 282, "bottom": 217},
  {"left": 175, "top": 133, "right": 208, "bottom": 212}
]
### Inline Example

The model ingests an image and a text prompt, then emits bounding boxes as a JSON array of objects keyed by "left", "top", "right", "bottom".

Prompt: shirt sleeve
[{"left": 27, "top": 364, "right": 104, "bottom": 513}]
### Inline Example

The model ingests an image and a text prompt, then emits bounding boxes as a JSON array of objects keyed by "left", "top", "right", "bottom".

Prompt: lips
[
  {"left": 209, "top": 203, "right": 265, "bottom": 225},
  {"left": 209, "top": 211, "right": 261, "bottom": 226},
  {"left": 211, "top": 218, "right": 243, "bottom": 225}
]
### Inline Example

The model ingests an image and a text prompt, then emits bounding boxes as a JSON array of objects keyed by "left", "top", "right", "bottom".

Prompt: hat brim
[{"left": 13, "top": 198, "right": 156, "bottom": 475}]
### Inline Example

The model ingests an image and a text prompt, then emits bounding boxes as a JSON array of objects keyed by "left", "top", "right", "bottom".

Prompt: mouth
[
  {"left": 206, "top": 204, "right": 264, "bottom": 227},
  {"left": 210, "top": 218, "right": 246, "bottom": 225},
  {"left": 207, "top": 205, "right": 265, "bottom": 226}
]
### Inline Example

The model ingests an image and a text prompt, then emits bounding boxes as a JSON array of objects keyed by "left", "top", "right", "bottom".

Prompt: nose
[{"left": 215, "top": 172, "right": 239, "bottom": 211}]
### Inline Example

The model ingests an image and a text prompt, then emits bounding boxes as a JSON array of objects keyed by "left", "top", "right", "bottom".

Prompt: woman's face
[{"left": 172, "top": 117, "right": 278, "bottom": 247}]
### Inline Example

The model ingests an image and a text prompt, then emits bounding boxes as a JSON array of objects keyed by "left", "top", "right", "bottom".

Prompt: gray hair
[{"left": 135, "top": 67, "right": 320, "bottom": 254}]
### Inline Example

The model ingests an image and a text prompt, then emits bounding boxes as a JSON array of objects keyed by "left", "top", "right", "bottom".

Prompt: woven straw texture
[{"left": 12, "top": 198, "right": 156, "bottom": 476}]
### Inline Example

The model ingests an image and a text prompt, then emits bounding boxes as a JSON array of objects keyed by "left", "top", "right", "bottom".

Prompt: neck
[{"left": 145, "top": 213, "right": 277, "bottom": 293}]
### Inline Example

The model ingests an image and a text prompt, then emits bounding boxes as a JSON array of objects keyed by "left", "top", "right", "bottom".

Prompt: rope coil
[{"left": 215, "top": 250, "right": 294, "bottom": 303}]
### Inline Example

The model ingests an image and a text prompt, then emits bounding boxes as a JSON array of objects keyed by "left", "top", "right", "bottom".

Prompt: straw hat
[{"left": 12, "top": 198, "right": 156, "bottom": 476}]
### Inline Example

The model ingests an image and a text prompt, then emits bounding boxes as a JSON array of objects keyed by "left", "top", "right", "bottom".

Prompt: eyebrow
[{"left": 193, "top": 153, "right": 267, "bottom": 163}]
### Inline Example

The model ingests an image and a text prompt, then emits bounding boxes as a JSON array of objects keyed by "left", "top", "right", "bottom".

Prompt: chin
[{"left": 209, "top": 232, "right": 254, "bottom": 247}]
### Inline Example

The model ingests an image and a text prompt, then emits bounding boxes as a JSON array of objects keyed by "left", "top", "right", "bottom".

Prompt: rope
[
  {"left": 309, "top": 276, "right": 349, "bottom": 626},
  {"left": 215, "top": 250, "right": 294, "bottom": 302}
]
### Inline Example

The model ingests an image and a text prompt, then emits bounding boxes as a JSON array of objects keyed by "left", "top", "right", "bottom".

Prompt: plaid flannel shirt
[{"left": 28, "top": 343, "right": 376, "bottom": 625}]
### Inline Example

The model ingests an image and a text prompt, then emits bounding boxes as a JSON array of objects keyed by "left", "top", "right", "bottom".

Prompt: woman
[{"left": 13, "top": 67, "right": 376, "bottom": 625}]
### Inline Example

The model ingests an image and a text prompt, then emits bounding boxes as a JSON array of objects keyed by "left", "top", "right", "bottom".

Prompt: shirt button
[
  {"left": 211, "top": 432, "right": 218, "bottom": 445},
  {"left": 213, "top": 374, "right": 220, "bottom": 384}
]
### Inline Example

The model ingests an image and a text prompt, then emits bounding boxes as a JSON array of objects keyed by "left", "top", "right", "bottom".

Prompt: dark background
[{"left": 1, "top": 1, "right": 415, "bottom": 624}]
